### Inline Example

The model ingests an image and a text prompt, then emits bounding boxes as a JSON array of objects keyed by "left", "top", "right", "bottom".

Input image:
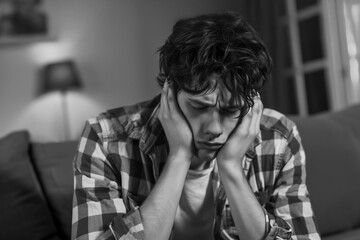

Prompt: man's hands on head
[
  {"left": 143, "top": 87, "right": 264, "bottom": 240},
  {"left": 217, "top": 95, "right": 263, "bottom": 169},
  {"left": 159, "top": 81, "right": 194, "bottom": 161}
]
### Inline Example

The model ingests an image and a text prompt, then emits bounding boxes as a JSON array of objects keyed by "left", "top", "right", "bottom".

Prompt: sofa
[
  {"left": 0, "top": 132, "right": 78, "bottom": 240},
  {"left": 290, "top": 104, "right": 360, "bottom": 240},
  {"left": 0, "top": 104, "right": 359, "bottom": 240}
]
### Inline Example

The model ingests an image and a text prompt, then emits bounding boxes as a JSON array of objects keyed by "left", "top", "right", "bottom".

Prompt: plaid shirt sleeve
[
  {"left": 264, "top": 124, "right": 320, "bottom": 240},
  {"left": 71, "top": 119, "right": 145, "bottom": 240}
]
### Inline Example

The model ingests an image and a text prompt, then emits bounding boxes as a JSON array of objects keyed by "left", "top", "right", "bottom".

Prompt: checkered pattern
[{"left": 72, "top": 95, "right": 320, "bottom": 240}]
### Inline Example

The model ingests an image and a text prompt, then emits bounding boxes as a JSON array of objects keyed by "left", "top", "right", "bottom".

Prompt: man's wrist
[
  {"left": 168, "top": 150, "right": 193, "bottom": 165},
  {"left": 217, "top": 154, "right": 243, "bottom": 168},
  {"left": 217, "top": 156, "right": 246, "bottom": 180}
]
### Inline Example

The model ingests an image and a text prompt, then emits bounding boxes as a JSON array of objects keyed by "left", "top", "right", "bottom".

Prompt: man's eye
[
  {"left": 221, "top": 108, "right": 240, "bottom": 116},
  {"left": 224, "top": 108, "right": 238, "bottom": 113},
  {"left": 191, "top": 105, "right": 208, "bottom": 110}
]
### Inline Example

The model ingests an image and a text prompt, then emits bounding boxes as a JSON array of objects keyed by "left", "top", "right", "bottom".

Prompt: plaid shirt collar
[{"left": 138, "top": 94, "right": 262, "bottom": 159}]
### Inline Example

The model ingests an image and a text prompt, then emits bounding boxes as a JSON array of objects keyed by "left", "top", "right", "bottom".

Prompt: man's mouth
[{"left": 197, "top": 141, "right": 224, "bottom": 150}]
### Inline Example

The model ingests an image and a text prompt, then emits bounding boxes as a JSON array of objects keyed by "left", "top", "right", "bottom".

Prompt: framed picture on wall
[{"left": 0, "top": 0, "right": 52, "bottom": 45}]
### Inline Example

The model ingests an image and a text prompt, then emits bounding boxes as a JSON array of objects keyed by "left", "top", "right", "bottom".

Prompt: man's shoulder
[
  {"left": 260, "top": 108, "right": 296, "bottom": 139},
  {"left": 87, "top": 95, "right": 161, "bottom": 141}
]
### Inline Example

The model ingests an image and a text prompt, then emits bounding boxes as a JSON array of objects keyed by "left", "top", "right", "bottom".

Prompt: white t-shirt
[{"left": 173, "top": 161, "right": 215, "bottom": 240}]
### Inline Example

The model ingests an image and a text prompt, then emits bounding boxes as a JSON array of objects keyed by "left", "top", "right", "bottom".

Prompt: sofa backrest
[
  {"left": 291, "top": 104, "right": 360, "bottom": 236},
  {"left": 0, "top": 131, "right": 61, "bottom": 240},
  {"left": 30, "top": 140, "right": 79, "bottom": 240}
]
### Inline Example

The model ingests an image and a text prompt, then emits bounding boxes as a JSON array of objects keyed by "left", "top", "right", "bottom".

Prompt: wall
[{"left": 0, "top": 0, "right": 246, "bottom": 142}]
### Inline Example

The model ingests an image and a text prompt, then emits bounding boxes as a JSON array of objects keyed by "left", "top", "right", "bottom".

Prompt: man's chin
[{"left": 196, "top": 149, "right": 218, "bottom": 162}]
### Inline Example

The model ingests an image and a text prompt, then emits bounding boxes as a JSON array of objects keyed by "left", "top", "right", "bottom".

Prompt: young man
[{"left": 72, "top": 12, "right": 320, "bottom": 240}]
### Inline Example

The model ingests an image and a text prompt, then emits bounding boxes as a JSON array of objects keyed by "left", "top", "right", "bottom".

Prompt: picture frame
[{"left": 0, "top": 0, "right": 53, "bottom": 45}]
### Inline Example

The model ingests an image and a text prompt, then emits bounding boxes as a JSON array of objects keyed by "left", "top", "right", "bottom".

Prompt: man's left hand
[{"left": 217, "top": 96, "right": 263, "bottom": 169}]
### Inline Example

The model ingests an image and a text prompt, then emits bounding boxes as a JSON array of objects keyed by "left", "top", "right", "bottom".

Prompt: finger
[
  {"left": 249, "top": 97, "right": 263, "bottom": 133},
  {"left": 235, "top": 106, "right": 253, "bottom": 136},
  {"left": 160, "top": 81, "right": 170, "bottom": 113},
  {"left": 167, "top": 85, "right": 178, "bottom": 114},
  {"left": 255, "top": 99, "right": 263, "bottom": 127}
]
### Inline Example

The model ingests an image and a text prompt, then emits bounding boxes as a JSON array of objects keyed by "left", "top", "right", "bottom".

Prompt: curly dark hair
[{"left": 157, "top": 12, "right": 272, "bottom": 117}]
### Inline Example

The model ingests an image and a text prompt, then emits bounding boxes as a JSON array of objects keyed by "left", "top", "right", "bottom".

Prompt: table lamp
[{"left": 40, "top": 60, "right": 82, "bottom": 140}]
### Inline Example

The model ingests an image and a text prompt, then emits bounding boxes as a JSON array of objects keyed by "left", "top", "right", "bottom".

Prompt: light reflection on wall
[{"left": 12, "top": 91, "right": 104, "bottom": 142}]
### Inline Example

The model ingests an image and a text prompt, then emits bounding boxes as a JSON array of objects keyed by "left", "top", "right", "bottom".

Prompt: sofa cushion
[
  {"left": 0, "top": 131, "right": 60, "bottom": 240},
  {"left": 322, "top": 228, "right": 360, "bottom": 240},
  {"left": 291, "top": 104, "right": 360, "bottom": 236},
  {"left": 31, "top": 140, "right": 79, "bottom": 240}
]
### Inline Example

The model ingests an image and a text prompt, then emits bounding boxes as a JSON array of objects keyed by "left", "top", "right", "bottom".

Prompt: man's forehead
[{"left": 184, "top": 88, "right": 240, "bottom": 106}]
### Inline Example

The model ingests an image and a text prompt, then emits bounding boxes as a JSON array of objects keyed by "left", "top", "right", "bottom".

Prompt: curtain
[
  {"left": 243, "top": 0, "right": 279, "bottom": 110},
  {"left": 243, "top": 0, "right": 298, "bottom": 114}
]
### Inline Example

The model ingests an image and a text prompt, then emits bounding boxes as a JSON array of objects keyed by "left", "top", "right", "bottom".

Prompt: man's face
[{"left": 177, "top": 80, "right": 241, "bottom": 163}]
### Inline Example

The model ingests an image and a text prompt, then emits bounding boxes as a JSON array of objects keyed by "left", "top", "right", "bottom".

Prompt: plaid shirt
[{"left": 72, "top": 95, "right": 320, "bottom": 240}]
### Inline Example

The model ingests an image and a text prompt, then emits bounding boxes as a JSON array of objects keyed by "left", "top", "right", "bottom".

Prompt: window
[{"left": 276, "top": 0, "right": 348, "bottom": 116}]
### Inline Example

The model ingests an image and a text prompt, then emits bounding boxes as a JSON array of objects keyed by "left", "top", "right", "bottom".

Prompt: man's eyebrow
[
  {"left": 188, "top": 98, "right": 215, "bottom": 106},
  {"left": 220, "top": 99, "right": 242, "bottom": 109},
  {"left": 188, "top": 98, "right": 240, "bottom": 109}
]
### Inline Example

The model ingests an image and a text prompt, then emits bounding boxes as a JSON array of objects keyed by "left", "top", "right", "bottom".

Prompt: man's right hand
[
  {"left": 140, "top": 81, "right": 194, "bottom": 240},
  {"left": 158, "top": 81, "right": 194, "bottom": 161}
]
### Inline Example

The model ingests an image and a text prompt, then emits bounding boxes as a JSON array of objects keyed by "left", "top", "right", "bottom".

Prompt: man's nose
[{"left": 204, "top": 111, "right": 223, "bottom": 139}]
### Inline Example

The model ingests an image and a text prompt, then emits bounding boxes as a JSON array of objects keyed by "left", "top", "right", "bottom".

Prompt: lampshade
[{"left": 40, "top": 60, "right": 82, "bottom": 93}]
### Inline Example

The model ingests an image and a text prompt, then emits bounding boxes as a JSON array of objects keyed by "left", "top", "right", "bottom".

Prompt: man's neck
[{"left": 190, "top": 156, "right": 214, "bottom": 171}]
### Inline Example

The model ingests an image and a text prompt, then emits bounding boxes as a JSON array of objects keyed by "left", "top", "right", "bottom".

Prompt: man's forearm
[
  {"left": 218, "top": 159, "right": 266, "bottom": 240},
  {"left": 140, "top": 153, "right": 191, "bottom": 240}
]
